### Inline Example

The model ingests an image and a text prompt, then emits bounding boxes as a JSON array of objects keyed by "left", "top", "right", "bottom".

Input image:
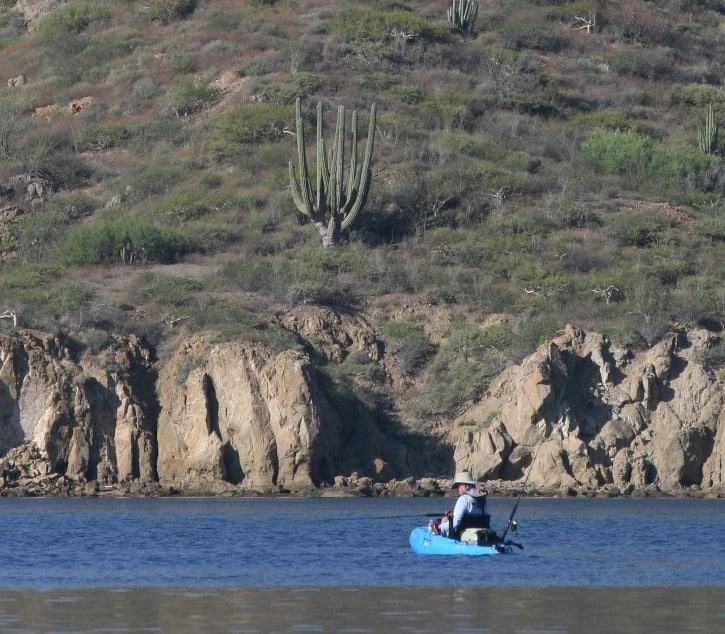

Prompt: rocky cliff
[
  {"left": 0, "top": 314, "right": 723, "bottom": 497},
  {"left": 453, "top": 325, "right": 724, "bottom": 495}
]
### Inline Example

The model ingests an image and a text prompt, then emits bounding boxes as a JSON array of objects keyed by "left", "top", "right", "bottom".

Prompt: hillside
[{"left": 0, "top": 0, "right": 724, "bottom": 463}]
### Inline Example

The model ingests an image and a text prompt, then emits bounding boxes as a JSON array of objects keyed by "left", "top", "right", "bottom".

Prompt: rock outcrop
[
  {"left": 0, "top": 324, "right": 412, "bottom": 495},
  {"left": 0, "top": 331, "right": 157, "bottom": 486},
  {"left": 1, "top": 321, "right": 723, "bottom": 497},
  {"left": 453, "top": 325, "right": 724, "bottom": 495}
]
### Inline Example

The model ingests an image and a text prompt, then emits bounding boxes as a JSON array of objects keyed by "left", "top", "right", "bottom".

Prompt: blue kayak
[{"left": 409, "top": 526, "right": 514, "bottom": 555}]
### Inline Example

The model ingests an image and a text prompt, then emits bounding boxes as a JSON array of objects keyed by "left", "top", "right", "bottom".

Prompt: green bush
[
  {"left": 208, "top": 103, "right": 293, "bottom": 161},
  {"left": 580, "top": 128, "right": 652, "bottom": 177},
  {"left": 334, "top": 8, "right": 445, "bottom": 43},
  {"left": 36, "top": 0, "right": 111, "bottom": 54},
  {"left": 144, "top": 0, "right": 197, "bottom": 24},
  {"left": 0, "top": 263, "right": 68, "bottom": 324},
  {"left": 499, "top": 12, "right": 568, "bottom": 52},
  {"left": 83, "top": 122, "right": 132, "bottom": 149},
  {"left": 670, "top": 83, "right": 725, "bottom": 108},
  {"left": 382, "top": 320, "right": 435, "bottom": 375},
  {"left": 608, "top": 213, "right": 668, "bottom": 248},
  {"left": 169, "top": 77, "right": 218, "bottom": 116},
  {"left": 608, "top": 47, "right": 676, "bottom": 80},
  {"left": 415, "top": 321, "right": 515, "bottom": 416},
  {"left": 59, "top": 215, "right": 195, "bottom": 266},
  {"left": 132, "top": 272, "right": 201, "bottom": 308}
]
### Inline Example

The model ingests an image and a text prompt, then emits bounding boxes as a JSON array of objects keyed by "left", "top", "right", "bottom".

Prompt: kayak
[{"left": 409, "top": 525, "right": 514, "bottom": 555}]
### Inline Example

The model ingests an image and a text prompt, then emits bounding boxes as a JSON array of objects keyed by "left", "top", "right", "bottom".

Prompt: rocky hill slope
[{"left": 1, "top": 308, "right": 722, "bottom": 497}]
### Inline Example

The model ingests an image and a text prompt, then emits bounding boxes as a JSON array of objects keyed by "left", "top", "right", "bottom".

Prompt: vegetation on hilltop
[{"left": 0, "top": 0, "right": 724, "bottom": 426}]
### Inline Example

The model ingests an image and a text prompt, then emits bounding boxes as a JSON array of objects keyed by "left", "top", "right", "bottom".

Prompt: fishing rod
[{"left": 500, "top": 436, "right": 546, "bottom": 541}]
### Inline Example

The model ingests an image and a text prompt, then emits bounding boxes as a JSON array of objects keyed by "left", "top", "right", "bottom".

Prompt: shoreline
[{"left": 2, "top": 475, "right": 724, "bottom": 499}]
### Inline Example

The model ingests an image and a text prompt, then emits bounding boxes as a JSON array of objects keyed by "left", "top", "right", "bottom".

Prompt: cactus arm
[
  {"left": 330, "top": 105, "right": 345, "bottom": 217},
  {"left": 345, "top": 109, "right": 360, "bottom": 211},
  {"left": 315, "top": 101, "right": 326, "bottom": 213},
  {"left": 289, "top": 97, "right": 316, "bottom": 218},
  {"left": 698, "top": 104, "right": 718, "bottom": 155},
  {"left": 341, "top": 103, "right": 376, "bottom": 231}
]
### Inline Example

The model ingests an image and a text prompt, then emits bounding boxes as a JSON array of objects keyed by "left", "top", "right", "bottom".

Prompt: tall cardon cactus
[
  {"left": 289, "top": 97, "right": 377, "bottom": 247},
  {"left": 448, "top": 0, "right": 479, "bottom": 37},
  {"left": 698, "top": 104, "right": 719, "bottom": 155}
]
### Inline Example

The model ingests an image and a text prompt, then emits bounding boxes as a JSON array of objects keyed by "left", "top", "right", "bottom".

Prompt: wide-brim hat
[{"left": 452, "top": 470, "right": 477, "bottom": 489}]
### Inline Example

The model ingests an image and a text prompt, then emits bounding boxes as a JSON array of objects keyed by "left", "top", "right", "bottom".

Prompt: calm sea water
[{"left": 0, "top": 496, "right": 723, "bottom": 633}]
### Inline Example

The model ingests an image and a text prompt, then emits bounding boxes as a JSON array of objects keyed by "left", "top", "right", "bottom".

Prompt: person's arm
[{"left": 451, "top": 496, "right": 468, "bottom": 530}]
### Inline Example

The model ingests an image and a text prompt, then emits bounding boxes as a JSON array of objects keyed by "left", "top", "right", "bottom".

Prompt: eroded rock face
[
  {"left": 453, "top": 325, "right": 724, "bottom": 493},
  {"left": 156, "top": 336, "right": 337, "bottom": 490},
  {"left": 154, "top": 334, "right": 412, "bottom": 491},
  {"left": 1, "top": 320, "right": 723, "bottom": 497},
  {"left": 0, "top": 331, "right": 157, "bottom": 485}
]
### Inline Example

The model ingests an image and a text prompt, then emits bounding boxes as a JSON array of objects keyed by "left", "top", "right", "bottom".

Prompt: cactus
[
  {"left": 289, "top": 98, "right": 376, "bottom": 247},
  {"left": 448, "top": 0, "right": 478, "bottom": 37},
  {"left": 698, "top": 104, "right": 718, "bottom": 155}
]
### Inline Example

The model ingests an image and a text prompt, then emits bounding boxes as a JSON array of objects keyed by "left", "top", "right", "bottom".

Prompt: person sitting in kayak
[{"left": 433, "top": 470, "right": 490, "bottom": 540}]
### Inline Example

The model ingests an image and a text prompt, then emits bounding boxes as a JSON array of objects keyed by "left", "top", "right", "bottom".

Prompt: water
[{"left": 0, "top": 497, "right": 723, "bottom": 632}]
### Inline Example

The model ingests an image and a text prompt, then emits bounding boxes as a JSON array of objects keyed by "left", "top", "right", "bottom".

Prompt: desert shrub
[
  {"left": 120, "top": 162, "right": 185, "bottom": 201},
  {"left": 648, "top": 142, "right": 712, "bottom": 195},
  {"left": 170, "top": 51, "right": 197, "bottom": 74},
  {"left": 511, "top": 312, "right": 559, "bottom": 357},
  {"left": 208, "top": 103, "right": 293, "bottom": 161},
  {"left": 362, "top": 71, "right": 399, "bottom": 90},
  {"left": 293, "top": 72, "right": 335, "bottom": 97},
  {"left": 392, "top": 83, "right": 425, "bottom": 104},
  {"left": 144, "top": 189, "right": 224, "bottom": 225},
  {"left": 0, "top": 8, "right": 23, "bottom": 48},
  {"left": 0, "top": 262, "right": 68, "bottom": 324},
  {"left": 608, "top": 46, "right": 676, "bottom": 80},
  {"left": 46, "top": 191, "right": 100, "bottom": 219},
  {"left": 334, "top": 7, "right": 444, "bottom": 43},
  {"left": 602, "top": 0, "right": 670, "bottom": 45},
  {"left": 261, "top": 72, "right": 336, "bottom": 105},
  {"left": 0, "top": 93, "right": 28, "bottom": 157},
  {"left": 498, "top": 12, "right": 568, "bottom": 52},
  {"left": 670, "top": 83, "right": 725, "bottom": 108},
  {"left": 420, "top": 93, "right": 475, "bottom": 131},
  {"left": 168, "top": 77, "right": 218, "bottom": 116},
  {"left": 691, "top": 215, "right": 725, "bottom": 243},
  {"left": 132, "top": 272, "right": 201, "bottom": 308},
  {"left": 579, "top": 128, "right": 652, "bottom": 177},
  {"left": 382, "top": 320, "right": 435, "bottom": 375},
  {"left": 36, "top": 0, "right": 111, "bottom": 55},
  {"left": 143, "top": 0, "right": 197, "bottom": 24},
  {"left": 131, "top": 77, "right": 163, "bottom": 107},
  {"left": 74, "top": 28, "right": 138, "bottom": 77},
  {"left": 83, "top": 122, "right": 132, "bottom": 149},
  {"left": 607, "top": 212, "right": 668, "bottom": 248},
  {"left": 129, "top": 117, "right": 187, "bottom": 151},
  {"left": 47, "top": 282, "right": 97, "bottom": 323},
  {"left": 415, "top": 321, "right": 515, "bottom": 416},
  {"left": 59, "top": 214, "right": 194, "bottom": 265},
  {"left": 477, "top": 48, "right": 539, "bottom": 106},
  {"left": 12, "top": 206, "right": 70, "bottom": 263},
  {"left": 17, "top": 135, "right": 93, "bottom": 189}
]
